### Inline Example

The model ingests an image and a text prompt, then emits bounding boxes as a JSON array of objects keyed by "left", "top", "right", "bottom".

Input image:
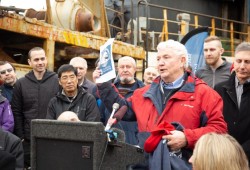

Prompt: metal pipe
[
  {"left": 138, "top": 0, "right": 149, "bottom": 69},
  {"left": 121, "top": 0, "right": 125, "bottom": 41},
  {"left": 138, "top": 1, "right": 247, "bottom": 25},
  {"left": 130, "top": 0, "right": 134, "bottom": 44}
]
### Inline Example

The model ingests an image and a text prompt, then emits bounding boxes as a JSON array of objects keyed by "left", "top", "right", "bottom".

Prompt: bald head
[
  {"left": 57, "top": 111, "right": 80, "bottom": 122},
  {"left": 144, "top": 67, "right": 159, "bottom": 85}
]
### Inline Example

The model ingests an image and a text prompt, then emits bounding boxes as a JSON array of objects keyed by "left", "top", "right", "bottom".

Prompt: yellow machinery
[{"left": 0, "top": 0, "right": 145, "bottom": 78}]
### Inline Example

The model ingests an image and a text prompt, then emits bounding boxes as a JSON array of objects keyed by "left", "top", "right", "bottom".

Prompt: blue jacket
[
  {"left": 0, "top": 84, "right": 14, "bottom": 102},
  {"left": 149, "top": 140, "right": 191, "bottom": 170}
]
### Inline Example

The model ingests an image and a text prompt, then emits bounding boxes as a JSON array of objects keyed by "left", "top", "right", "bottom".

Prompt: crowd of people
[{"left": 0, "top": 36, "right": 249, "bottom": 170}]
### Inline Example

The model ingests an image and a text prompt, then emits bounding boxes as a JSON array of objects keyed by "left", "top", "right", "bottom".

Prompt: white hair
[
  {"left": 69, "top": 57, "right": 88, "bottom": 69},
  {"left": 157, "top": 40, "right": 188, "bottom": 68},
  {"left": 118, "top": 56, "right": 136, "bottom": 68},
  {"left": 144, "top": 67, "right": 158, "bottom": 73}
]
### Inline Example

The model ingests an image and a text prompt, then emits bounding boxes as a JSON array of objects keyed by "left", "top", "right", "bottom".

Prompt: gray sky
[{"left": 1, "top": 0, "right": 46, "bottom": 10}]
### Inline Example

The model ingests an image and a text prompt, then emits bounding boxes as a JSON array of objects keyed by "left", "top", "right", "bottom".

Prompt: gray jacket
[{"left": 195, "top": 60, "right": 232, "bottom": 88}]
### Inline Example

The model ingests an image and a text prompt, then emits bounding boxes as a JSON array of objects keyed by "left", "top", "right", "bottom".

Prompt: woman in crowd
[{"left": 189, "top": 133, "right": 249, "bottom": 170}]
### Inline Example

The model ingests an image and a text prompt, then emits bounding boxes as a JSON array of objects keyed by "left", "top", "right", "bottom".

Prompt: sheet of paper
[{"left": 96, "top": 38, "right": 116, "bottom": 83}]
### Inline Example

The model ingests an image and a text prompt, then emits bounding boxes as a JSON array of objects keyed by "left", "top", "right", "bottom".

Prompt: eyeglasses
[{"left": 0, "top": 68, "right": 13, "bottom": 75}]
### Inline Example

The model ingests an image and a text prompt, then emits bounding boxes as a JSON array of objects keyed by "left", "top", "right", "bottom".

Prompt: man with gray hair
[
  {"left": 143, "top": 67, "right": 159, "bottom": 85},
  {"left": 94, "top": 56, "right": 144, "bottom": 145},
  {"left": 215, "top": 42, "right": 250, "bottom": 163},
  {"left": 94, "top": 40, "right": 227, "bottom": 167},
  {"left": 69, "top": 57, "right": 96, "bottom": 94}
]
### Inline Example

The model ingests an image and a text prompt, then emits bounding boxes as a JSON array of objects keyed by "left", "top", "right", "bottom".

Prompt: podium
[{"left": 31, "top": 120, "right": 145, "bottom": 170}]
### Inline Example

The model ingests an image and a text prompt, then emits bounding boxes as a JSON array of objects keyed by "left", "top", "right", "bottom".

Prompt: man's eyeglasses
[{"left": 0, "top": 68, "right": 13, "bottom": 75}]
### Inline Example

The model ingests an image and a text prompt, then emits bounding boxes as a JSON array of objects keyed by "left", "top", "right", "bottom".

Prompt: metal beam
[{"left": 0, "top": 13, "right": 145, "bottom": 60}]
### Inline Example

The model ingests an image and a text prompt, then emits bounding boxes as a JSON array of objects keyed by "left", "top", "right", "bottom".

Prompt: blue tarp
[{"left": 181, "top": 27, "right": 209, "bottom": 74}]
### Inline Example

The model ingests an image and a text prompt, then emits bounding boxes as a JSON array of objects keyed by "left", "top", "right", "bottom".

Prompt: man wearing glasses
[{"left": 0, "top": 61, "right": 17, "bottom": 102}]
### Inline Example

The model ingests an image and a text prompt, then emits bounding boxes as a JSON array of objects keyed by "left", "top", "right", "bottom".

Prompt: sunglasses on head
[{"left": 0, "top": 68, "right": 13, "bottom": 75}]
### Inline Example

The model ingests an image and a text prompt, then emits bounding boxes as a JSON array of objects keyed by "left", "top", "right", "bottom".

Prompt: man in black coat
[
  {"left": 46, "top": 64, "right": 100, "bottom": 122},
  {"left": 11, "top": 47, "right": 59, "bottom": 168},
  {"left": 215, "top": 42, "right": 250, "bottom": 163},
  {"left": 0, "top": 127, "right": 24, "bottom": 170}
]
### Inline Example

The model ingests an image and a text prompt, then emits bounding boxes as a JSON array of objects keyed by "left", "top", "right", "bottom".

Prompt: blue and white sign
[{"left": 96, "top": 38, "right": 116, "bottom": 83}]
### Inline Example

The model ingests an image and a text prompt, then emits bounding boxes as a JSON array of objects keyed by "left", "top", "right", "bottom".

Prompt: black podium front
[{"left": 31, "top": 120, "right": 145, "bottom": 170}]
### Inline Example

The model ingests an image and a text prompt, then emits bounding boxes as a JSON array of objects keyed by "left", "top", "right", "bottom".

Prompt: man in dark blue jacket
[{"left": 96, "top": 56, "right": 144, "bottom": 145}]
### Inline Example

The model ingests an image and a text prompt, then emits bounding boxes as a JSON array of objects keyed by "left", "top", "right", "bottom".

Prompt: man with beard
[
  {"left": 196, "top": 36, "right": 231, "bottom": 88},
  {"left": 143, "top": 67, "right": 159, "bottom": 85},
  {"left": 0, "top": 61, "right": 17, "bottom": 102},
  {"left": 94, "top": 56, "right": 144, "bottom": 145},
  {"left": 214, "top": 42, "right": 250, "bottom": 164},
  {"left": 11, "top": 47, "right": 59, "bottom": 169},
  {"left": 94, "top": 40, "right": 227, "bottom": 168}
]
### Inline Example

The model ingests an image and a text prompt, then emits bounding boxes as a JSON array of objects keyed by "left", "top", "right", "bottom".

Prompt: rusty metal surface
[{"left": 0, "top": 13, "right": 145, "bottom": 60}]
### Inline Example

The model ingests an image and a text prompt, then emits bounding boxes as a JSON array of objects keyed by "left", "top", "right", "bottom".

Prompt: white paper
[{"left": 96, "top": 38, "right": 116, "bottom": 83}]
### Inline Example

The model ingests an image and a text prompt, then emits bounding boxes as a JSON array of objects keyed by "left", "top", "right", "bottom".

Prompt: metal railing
[
  {"left": 136, "top": 0, "right": 250, "bottom": 57},
  {"left": 105, "top": 1, "right": 250, "bottom": 58}
]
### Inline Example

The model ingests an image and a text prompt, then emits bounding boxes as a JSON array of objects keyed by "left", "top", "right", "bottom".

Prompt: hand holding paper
[{"left": 96, "top": 38, "right": 116, "bottom": 83}]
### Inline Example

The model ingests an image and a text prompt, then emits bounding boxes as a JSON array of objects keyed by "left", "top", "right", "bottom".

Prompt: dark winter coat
[
  {"left": 11, "top": 70, "right": 59, "bottom": 140},
  {"left": 0, "top": 84, "right": 14, "bottom": 102},
  {"left": 100, "top": 78, "right": 144, "bottom": 145},
  {"left": 214, "top": 72, "right": 250, "bottom": 162},
  {"left": 46, "top": 87, "right": 100, "bottom": 121},
  {"left": 0, "top": 128, "right": 24, "bottom": 170}
]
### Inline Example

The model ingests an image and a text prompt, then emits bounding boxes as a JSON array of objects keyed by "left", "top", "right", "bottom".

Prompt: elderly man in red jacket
[{"left": 93, "top": 39, "right": 227, "bottom": 168}]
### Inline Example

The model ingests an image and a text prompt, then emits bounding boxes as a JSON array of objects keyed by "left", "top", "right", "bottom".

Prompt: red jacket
[{"left": 98, "top": 72, "right": 227, "bottom": 148}]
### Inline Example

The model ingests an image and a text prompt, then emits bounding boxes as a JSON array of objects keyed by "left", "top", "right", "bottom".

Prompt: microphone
[
  {"left": 113, "top": 105, "right": 127, "bottom": 121},
  {"left": 105, "top": 103, "right": 119, "bottom": 131}
]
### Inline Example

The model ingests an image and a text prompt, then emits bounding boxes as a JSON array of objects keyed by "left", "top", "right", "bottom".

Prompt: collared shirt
[
  {"left": 235, "top": 77, "right": 250, "bottom": 109},
  {"left": 160, "top": 74, "right": 185, "bottom": 113},
  {"left": 62, "top": 90, "right": 77, "bottom": 102},
  {"left": 161, "top": 74, "right": 184, "bottom": 90}
]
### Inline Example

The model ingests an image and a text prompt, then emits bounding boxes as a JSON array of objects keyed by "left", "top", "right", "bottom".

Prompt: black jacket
[
  {"left": 46, "top": 87, "right": 100, "bottom": 121},
  {"left": 214, "top": 72, "right": 250, "bottom": 162},
  {"left": 11, "top": 70, "right": 59, "bottom": 140},
  {"left": 0, "top": 128, "right": 24, "bottom": 170}
]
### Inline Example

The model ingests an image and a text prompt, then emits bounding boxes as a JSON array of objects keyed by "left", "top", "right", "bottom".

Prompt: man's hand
[
  {"left": 162, "top": 130, "right": 187, "bottom": 151},
  {"left": 92, "top": 67, "right": 101, "bottom": 83}
]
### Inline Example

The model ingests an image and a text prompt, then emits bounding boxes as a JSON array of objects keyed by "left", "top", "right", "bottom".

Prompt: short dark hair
[
  {"left": 28, "top": 47, "right": 44, "bottom": 59},
  {"left": 0, "top": 61, "right": 16, "bottom": 71},
  {"left": 57, "top": 64, "right": 77, "bottom": 78}
]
